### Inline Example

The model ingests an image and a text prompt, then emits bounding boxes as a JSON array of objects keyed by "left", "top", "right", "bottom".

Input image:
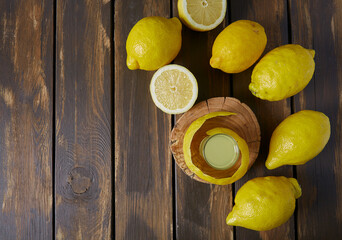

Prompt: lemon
[
  {"left": 265, "top": 110, "right": 330, "bottom": 170},
  {"left": 183, "top": 112, "right": 250, "bottom": 185},
  {"left": 150, "top": 64, "right": 198, "bottom": 114},
  {"left": 178, "top": 0, "right": 226, "bottom": 31},
  {"left": 226, "top": 176, "right": 301, "bottom": 231},
  {"left": 210, "top": 20, "right": 267, "bottom": 73},
  {"left": 249, "top": 44, "right": 315, "bottom": 101},
  {"left": 126, "top": 17, "right": 182, "bottom": 71}
]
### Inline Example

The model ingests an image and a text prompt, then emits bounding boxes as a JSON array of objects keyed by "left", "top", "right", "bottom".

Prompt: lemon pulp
[
  {"left": 150, "top": 64, "right": 198, "bottom": 114},
  {"left": 154, "top": 69, "right": 193, "bottom": 110},
  {"left": 187, "top": 0, "right": 223, "bottom": 26},
  {"left": 178, "top": 0, "right": 226, "bottom": 31}
]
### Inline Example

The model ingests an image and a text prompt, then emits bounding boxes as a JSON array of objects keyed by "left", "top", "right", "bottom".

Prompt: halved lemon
[
  {"left": 150, "top": 64, "right": 198, "bottom": 114},
  {"left": 178, "top": 0, "right": 227, "bottom": 31}
]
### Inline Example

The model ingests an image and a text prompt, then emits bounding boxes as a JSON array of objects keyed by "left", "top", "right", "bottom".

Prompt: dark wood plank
[
  {"left": 230, "top": 1, "right": 295, "bottom": 239},
  {"left": 289, "top": 0, "right": 342, "bottom": 238},
  {"left": 114, "top": 1, "right": 173, "bottom": 239},
  {"left": 0, "top": 0, "right": 53, "bottom": 238},
  {"left": 55, "top": 0, "right": 112, "bottom": 238},
  {"left": 172, "top": 1, "right": 233, "bottom": 239}
]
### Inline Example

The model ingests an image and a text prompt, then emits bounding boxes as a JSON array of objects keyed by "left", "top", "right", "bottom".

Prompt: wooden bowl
[{"left": 170, "top": 97, "right": 261, "bottom": 184}]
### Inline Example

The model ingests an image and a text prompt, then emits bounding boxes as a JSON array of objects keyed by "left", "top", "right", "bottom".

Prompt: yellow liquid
[{"left": 201, "top": 134, "right": 239, "bottom": 170}]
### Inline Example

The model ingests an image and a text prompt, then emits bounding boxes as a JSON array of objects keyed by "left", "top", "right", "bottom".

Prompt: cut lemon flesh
[
  {"left": 178, "top": 0, "right": 226, "bottom": 31},
  {"left": 150, "top": 64, "right": 198, "bottom": 114}
]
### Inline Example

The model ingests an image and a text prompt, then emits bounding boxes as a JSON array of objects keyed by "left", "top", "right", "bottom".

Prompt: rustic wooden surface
[
  {"left": 0, "top": 0, "right": 53, "bottom": 238},
  {"left": 114, "top": 0, "right": 173, "bottom": 240},
  {"left": 55, "top": 0, "right": 112, "bottom": 239},
  {"left": 0, "top": 0, "right": 341, "bottom": 239},
  {"left": 290, "top": 0, "right": 342, "bottom": 239}
]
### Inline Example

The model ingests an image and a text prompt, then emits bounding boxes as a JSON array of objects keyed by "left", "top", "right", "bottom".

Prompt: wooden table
[{"left": 0, "top": 0, "right": 341, "bottom": 239}]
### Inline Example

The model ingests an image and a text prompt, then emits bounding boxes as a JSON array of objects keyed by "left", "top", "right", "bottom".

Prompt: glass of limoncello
[{"left": 199, "top": 133, "right": 240, "bottom": 170}]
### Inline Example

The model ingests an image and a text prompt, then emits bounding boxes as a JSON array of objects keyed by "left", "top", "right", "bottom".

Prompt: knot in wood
[{"left": 68, "top": 167, "right": 92, "bottom": 194}]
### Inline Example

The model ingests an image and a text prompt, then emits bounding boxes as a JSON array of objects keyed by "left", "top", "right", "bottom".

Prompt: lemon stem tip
[
  {"left": 226, "top": 215, "right": 235, "bottom": 225},
  {"left": 171, "top": 17, "right": 181, "bottom": 24},
  {"left": 265, "top": 156, "right": 280, "bottom": 170},
  {"left": 308, "top": 49, "right": 315, "bottom": 58},
  {"left": 210, "top": 57, "right": 220, "bottom": 68},
  {"left": 127, "top": 56, "right": 140, "bottom": 70},
  {"left": 288, "top": 178, "right": 302, "bottom": 199}
]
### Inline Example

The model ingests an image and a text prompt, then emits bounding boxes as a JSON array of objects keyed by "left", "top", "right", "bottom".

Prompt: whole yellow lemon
[
  {"left": 226, "top": 176, "right": 301, "bottom": 231},
  {"left": 126, "top": 17, "right": 182, "bottom": 71},
  {"left": 266, "top": 110, "right": 330, "bottom": 170},
  {"left": 249, "top": 44, "right": 315, "bottom": 101},
  {"left": 210, "top": 20, "right": 267, "bottom": 73}
]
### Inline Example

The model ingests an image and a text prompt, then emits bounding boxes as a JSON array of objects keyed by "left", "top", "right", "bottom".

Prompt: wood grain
[
  {"left": 0, "top": 0, "right": 340, "bottom": 238},
  {"left": 230, "top": 0, "right": 295, "bottom": 239},
  {"left": 289, "top": 0, "right": 342, "bottom": 238},
  {"left": 172, "top": 1, "right": 233, "bottom": 239},
  {"left": 0, "top": 0, "right": 53, "bottom": 238},
  {"left": 55, "top": 0, "right": 112, "bottom": 239},
  {"left": 114, "top": 0, "right": 173, "bottom": 239}
]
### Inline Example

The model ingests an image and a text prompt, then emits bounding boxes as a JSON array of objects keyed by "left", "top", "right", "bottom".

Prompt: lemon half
[
  {"left": 150, "top": 64, "right": 198, "bottom": 114},
  {"left": 178, "top": 0, "right": 227, "bottom": 31}
]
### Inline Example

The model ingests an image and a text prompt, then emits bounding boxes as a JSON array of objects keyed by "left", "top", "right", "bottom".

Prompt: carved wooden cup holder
[{"left": 170, "top": 97, "right": 261, "bottom": 184}]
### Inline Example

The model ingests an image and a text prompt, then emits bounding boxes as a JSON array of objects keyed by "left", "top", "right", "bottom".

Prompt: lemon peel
[
  {"left": 226, "top": 176, "right": 302, "bottom": 231},
  {"left": 210, "top": 20, "right": 267, "bottom": 73},
  {"left": 288, "top": 178, "right": 302, "bottom": 199},
  {"left": 265, "top": 110, "right": 330, "bottom": 169},
  {"left": 249, "top": 44, "right": 315, "bottom": 101},
  {"left": 183, "top": 112, "right": 250, "bottom": 185},
  {"left": 126, "top": 16, "right": 182, "bottom": 71}
]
